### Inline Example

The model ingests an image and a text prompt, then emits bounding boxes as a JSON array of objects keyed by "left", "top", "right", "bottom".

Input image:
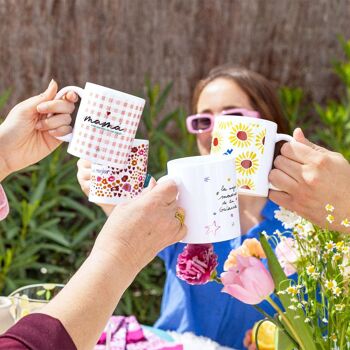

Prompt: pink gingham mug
[{"left": 55, "top": 82, "right": 145, "bottom": 168}]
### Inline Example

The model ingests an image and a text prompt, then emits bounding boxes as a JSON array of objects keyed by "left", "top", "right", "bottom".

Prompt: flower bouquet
[{"left": 176, "top": 205, "right": 350, "bottom": 350}]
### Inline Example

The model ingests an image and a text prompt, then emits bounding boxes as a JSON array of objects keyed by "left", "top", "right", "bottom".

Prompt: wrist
[{"left": 90, "top": 244, "right": 139, "bottom": 285}]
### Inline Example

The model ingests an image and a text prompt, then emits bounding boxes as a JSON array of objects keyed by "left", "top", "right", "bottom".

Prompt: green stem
[
  {"left": 339, "top": 322, "right": 346, "bottom": 350},
  {"left": 266, "top": 296, "right": 306, "bottom": 350}
]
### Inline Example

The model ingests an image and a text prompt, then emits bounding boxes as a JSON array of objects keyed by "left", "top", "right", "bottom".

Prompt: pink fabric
[
  {"left": 95, "top": 316, "right": 183, "bottom": 350},
  {"left": 0, "top": 184, "right": 9, "bottom": 220}
]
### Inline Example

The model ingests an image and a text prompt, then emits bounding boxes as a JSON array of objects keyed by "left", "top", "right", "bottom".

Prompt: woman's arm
[{"left": 0, "top": 180, "right": 185, "bottom": 350}]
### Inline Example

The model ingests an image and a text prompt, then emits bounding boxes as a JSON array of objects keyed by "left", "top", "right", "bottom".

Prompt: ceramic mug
[
  {"left": 211, "top": 116, "right": 293, "bottom": 197},
  {"left": 89, "top": 139, "right": 149, "bottom": 205},
  {"left": 160, "top": 155, "right": 241, "bottom": 244},
  {"left": 54, "top": 82, "right": 145, "bottom": 168}
]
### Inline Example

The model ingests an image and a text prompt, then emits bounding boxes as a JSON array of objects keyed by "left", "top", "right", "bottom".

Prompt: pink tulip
[
  {"left": 221, "top": 255, "right": 274, "bottom": 305},
  {"left": 275, "top": 237, "right": 299, "bottom": 276},
  {"left": 176, "top": 244, "right": 218, "bottom": 285}
]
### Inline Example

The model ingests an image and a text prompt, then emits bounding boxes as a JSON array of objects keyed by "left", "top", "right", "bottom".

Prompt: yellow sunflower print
[
  {"left": 229, "top": 123, "right": 254, "bottom": 148},
  {"left": 216, "top": 119, "right": 233, "bottom": 130},
  {"left": 237, "top": 178, "right": 256, "bottom": 191},
  {"left": 235, "top": 151, "right": 259, "bottom": 176},
  {"left": 211, "top": 132, "right": 224, "bottom": 153},
  {"left": 255, "top": 129, "right": 266, "bottom": 154}
]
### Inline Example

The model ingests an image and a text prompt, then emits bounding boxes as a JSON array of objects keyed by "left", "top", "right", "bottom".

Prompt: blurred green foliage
[
  {"left": 1, "top": 36, "right": 350, "bottom": 325},
  {"left": 279, "top": 36, "right": 350, "bottom": 161}
]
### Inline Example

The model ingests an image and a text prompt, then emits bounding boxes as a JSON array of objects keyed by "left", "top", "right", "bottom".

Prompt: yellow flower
[
  {"left": 341, "top": 218, "right": 350, "bottom": 227},
  {"left": 236, "top": 178, "right": 256, "bottom": 191},
  {"left": 330, "top": 333, "right": 337, "bottom": 342},
  {"left": 224, "top": 238, "right": 265, "bottom": 270},
  {"left": 333, "top": 286, "right": 342, "bottom": 297},
  {"left": 243, "top": 238, "right": 266, "bottom": 259},
  {"left": 235, "top": 151, "right": 259, "bottom": 176},
  {"left": 336, "top": 241, "right": 344, "bottom": 251},
  {"left": 229, "top": 123, "right": 254, "bottom": 148},
  {"left": 325, "top": 279, "right": 337, "bottom": 290},
  {"left": 325, "top": 204, "right": 335, "bottom": 212},
  {"left": 306, "top": 265, "right": 315, "bottom": 275},
  {"left": 325, "top": 241, "right": 335, "bottom": 251},
  {"left": 332, "top": 253, "right": 342, "bottom": 262},
  {"left": 286, "top": 286, "right": 298, "bottom": 295},
  {"left": 326, "top": 214, "right": 334, "bottom": 224},
  {"left": 211, "top": 132, "right": 224, "bottom": 153},
  {"left": 255, "top": 129, "right": 266, "bottom": 154},
  {"left": 335, "top": 304, "right": 345, "bottom": 311},
  {"left": 216, "top": 119, "right": 233, "bottom": 130},
  {"left": 224, "top": 246, "right": 248, "bottom": 271}
]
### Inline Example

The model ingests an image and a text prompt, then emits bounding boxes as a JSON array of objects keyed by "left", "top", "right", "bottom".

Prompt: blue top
[{"left": 154, "top": 200, "right": 284, "bottom": 350}]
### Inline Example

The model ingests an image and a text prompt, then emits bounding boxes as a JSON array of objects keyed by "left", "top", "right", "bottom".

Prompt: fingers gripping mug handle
[
  {"left": 54, "top": 86, "right": 85, "bottom": 142},
  {"left": 269, "top": 133, "right": 295, "bottom": 191}
]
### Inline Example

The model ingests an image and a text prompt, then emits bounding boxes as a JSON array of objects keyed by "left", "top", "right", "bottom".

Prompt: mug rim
[
  {"left": 85, "top": 82, "right": 146, "bottom": 105},
  {"left": 167, "top": 154, "right": 235, "bottom": 168},
  {"left": 214, "top": 115, "right": 278, "bottom": 129},
  {"left": 131, "top": 138, "right": 149, "bottom": 146}
]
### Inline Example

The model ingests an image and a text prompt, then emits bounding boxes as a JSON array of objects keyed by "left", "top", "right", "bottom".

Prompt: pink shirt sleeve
[
  {"left": 0, "top": 313, "right": 76, "bottom": 350},
  {"left": 0, "top": 184, "right": 9, "bottom": 220}
]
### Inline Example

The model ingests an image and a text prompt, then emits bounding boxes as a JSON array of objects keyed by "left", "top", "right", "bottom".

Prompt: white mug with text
[{"left": 161, "top": 155, "right": 241, "bottom": 244}]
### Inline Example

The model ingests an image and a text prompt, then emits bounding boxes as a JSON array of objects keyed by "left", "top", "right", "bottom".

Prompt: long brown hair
[{"left": 192, "top": 65, "right": 289, "bottom": 134}]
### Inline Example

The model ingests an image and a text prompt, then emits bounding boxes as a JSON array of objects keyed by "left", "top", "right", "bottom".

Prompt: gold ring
[{"left": 175, "top": 208, "right": 185, "bottom": 227}]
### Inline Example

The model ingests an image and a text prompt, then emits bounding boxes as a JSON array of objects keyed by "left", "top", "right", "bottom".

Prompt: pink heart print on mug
[
  {"left": 54, "top": 83, "right": 145, "bottom": 167},
  {"left": 89, "top": 139, "right": 149, "bottom": 205},
  {"left": 211, "top": 116, "right": 293, "bottom": 197}
]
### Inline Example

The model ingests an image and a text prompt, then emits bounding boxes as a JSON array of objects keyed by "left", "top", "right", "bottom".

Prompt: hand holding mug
[
  {"left": 0, "top": 80, "right": 77, "bottom": 181},
  {"left": 93, "top": 179, "right": 187, "bottom": 270},
  {"left": 269, "top": 128, "right": 350, "bottom": 232}
]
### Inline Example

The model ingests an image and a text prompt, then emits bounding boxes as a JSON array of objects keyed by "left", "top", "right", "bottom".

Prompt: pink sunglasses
[{"left": 186, "top": 108, "right": 260, "bottom": 134}]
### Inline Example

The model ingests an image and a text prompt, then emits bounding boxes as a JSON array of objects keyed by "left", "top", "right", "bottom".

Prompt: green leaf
[
  {"left": 72, "top": 219, "right": 104, "bottom": 247},
  {"left": 275, "top": 326, "right": 296, "bottom": 350},
  {"left": 259, "top": 233, "right": 317, "bottom": 350},
  {"left": 60, "top": 197, "right": 95, "bottom": 221},
  {"left": 35, "top": 228, "right": 71, "bottom": 247},
  {"left": 30, "top": 177, "right": 47, "bottom": 205}
]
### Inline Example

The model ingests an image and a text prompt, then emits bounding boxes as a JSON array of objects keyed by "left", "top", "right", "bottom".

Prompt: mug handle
[
  {"left": 53, "top": 86, "right": 85, "bottom": 143},
  {"left": 268, "top": 133, "right": 295, "bottom": 191}
]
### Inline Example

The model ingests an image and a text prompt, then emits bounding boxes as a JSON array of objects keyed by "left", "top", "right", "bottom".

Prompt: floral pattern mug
[{"left": 89, "top": 139, "right": 149, "bottom": 205}]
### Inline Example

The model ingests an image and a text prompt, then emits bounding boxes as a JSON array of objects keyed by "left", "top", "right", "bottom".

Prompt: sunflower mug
[{"left": 211, "top": 116, "right": 293, "bottom": 197}]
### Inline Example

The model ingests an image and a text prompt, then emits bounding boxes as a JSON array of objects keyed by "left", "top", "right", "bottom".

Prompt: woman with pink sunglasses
[
  {"left": 77, "top": 65, "right": 291, "bottom": 349},
  {"left": 154, "top": 65, "right": 291, "bottom": 350}
]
